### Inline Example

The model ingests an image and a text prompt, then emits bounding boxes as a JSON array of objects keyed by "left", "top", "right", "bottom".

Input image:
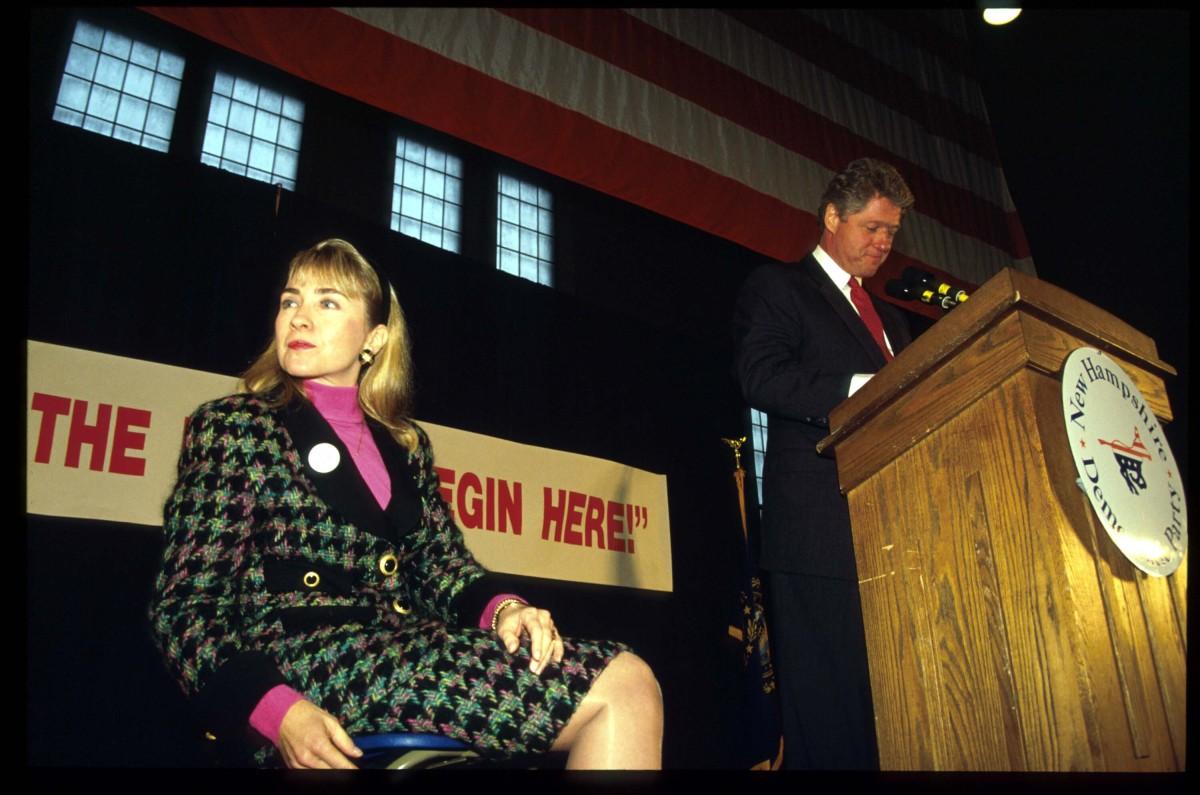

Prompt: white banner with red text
[{"left": 26, "top": 340, "right": 672, "bottom": 592}]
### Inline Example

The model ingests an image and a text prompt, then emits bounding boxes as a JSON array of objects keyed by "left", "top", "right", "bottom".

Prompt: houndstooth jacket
[{"left": 148, "top": 393, "right": 498, "bottom": 742}]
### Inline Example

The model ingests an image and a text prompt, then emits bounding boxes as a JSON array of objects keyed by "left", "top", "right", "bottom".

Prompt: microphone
[
  {"left": 886, "top": 278, "right": 957, "bottom": 310},
  {"left": 901, "top": 267, "right": 969, "bottom": 306}
]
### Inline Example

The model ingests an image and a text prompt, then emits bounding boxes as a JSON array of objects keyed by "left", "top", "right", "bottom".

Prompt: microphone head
[
  {"left": 901, "top": 267, "right": 934, "bottom": 287},
  {"left": 885, "top": 279, "right": 916, "bottom": 300}
]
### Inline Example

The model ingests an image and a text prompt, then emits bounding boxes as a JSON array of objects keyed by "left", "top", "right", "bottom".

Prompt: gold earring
[{"left": 359, "top": 349, "right": 375, "bottom": 366}]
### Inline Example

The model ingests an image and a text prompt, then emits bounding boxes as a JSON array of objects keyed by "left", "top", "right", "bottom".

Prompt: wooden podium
[{"left": 817, "top": 268, "right": 1186, "bottom": 771}]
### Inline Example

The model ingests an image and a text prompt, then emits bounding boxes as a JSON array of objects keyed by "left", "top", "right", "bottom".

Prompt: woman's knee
[{"left": 598, "top": 651, "right": 662, "bottom": 713}]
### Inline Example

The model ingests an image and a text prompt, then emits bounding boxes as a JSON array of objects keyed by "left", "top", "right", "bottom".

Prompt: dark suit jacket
[{"left": 732, "top": 254, "right": 911, "bottom": 579}]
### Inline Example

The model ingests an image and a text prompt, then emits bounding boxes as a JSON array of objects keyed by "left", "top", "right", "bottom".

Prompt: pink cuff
[
  {"left": 480, "top": 593, "right": 528, "bottom": 630},
  {"left": 249, "top": 684, "right": 306, "bottom": 745}
]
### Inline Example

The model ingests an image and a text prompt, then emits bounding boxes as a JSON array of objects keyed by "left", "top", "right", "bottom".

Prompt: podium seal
[{"left": 1062, "top": 347, "right": 1186, "bottom": 576}]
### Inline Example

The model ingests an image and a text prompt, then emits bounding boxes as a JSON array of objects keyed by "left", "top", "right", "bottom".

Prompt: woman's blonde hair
[{"left": 242, "top": 238, "right": 418, "bottom": 452}]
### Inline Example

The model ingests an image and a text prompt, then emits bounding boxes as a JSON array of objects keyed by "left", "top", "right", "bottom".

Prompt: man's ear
[{"left": 823, "top": 203, "right": 841, "bottom": 235}]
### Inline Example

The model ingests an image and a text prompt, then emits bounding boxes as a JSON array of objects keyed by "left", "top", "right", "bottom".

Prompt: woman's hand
[
  {"left": 277, "top": 700, "right": 363, "bottom": 769},
  {"left": 495, "top": 603, "right": 565, "bottom": 675}
]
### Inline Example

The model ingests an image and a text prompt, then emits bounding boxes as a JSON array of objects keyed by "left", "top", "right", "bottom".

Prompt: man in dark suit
[{"left": 732, "top": 158, "right": 915, "bottom": 770}]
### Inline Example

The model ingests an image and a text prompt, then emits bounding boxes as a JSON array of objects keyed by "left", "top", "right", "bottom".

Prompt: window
[
  {"left": 749, "top": 408, "right": 768, "bottom": 509},
  {"left": 52, "top": 20, "right": 184, "bottom": 152},
  {"left": 391, "top": 138, "right": 463, "bottom": 253},
  {"left": 201, "top": 72, "right": 303, "bottom": 190},
  {"left": 497, "top": 175, "right": 553, "bottom": 286}
]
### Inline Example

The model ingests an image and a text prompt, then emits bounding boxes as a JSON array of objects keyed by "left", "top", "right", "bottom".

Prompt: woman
[{"left": 149, "top": 239, "right": 662, "bottom": 769}]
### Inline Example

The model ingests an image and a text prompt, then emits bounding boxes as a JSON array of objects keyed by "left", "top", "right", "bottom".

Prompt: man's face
[{"left": 821, "top": 195, "right": 902, "bottom": 279}]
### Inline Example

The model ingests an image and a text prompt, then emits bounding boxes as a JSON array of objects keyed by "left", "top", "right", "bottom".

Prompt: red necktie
[{"left": 847, "top": 278, "right": 893, "bottom": 362}]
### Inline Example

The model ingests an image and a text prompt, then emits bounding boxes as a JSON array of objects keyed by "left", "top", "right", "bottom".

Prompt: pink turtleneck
[{"left": 303, "top": 380, "right": 391, "bottom": 509}]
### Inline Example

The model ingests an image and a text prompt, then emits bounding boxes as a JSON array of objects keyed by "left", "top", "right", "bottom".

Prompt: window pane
[
  {"left": 86, "top": 85, "right": 119, "bottom": 121},
  {"left": 443, "top": 206, "right": 460, "bottom": 233},
  {"left": 404, "top": 140, "right": 426, "bottom": 163},
  {"left": 273, "top": 147, "right": 297, "bottom": 180},
  {"left": 445, "top": 154, "right": 463, "bottom": 178},
  {"left": 52, "top": 107, "right": 84, "bottom": 127},
  {"left": 223, "top": 130, "right": 250, "bottom": 164},
  {"left": 101, "top": 31, "right": 132, "bottom": 60},
  {"left": 278, "top": 118, "right": 302, "bottom": 150},
  {"left": 519, "top": 182, "right": 537, "bottom": 203},
  {"left": 232, "top": 77, "right": 258, "bottom": 104},
  {"left": 227, "top": 100, "right": 254, "bottom": 134},
  {"left": 123, "top": 63, "right": 154, "bottom": 99},
  {"left": 150, "top": 74, "right": 180, "bottom": 107},
  {"left": 425, "top": 149, "right": 445, "bottom": 172},
  {"left": 158, "top": 51, "right": 185, "bottom": 78},
  {"left": 421, "top": 196, "right": 443, "bottom": 225},
  {"left": 400, "top": 217, "right": 421, "bottom": 239},
  {"left": 401, "top": 188, "right": 422, "bottom": 219},
  {"left": 402, "top": 160, "right": 424, "bottom": 190},
  {"left": 499, "top": 248, "right": 519, "bottom": 275},
  {"left": 130, "top": 41, "right": 158, "bottom": 69},
  {"left": 519, "top": 228, "right": 536, "bottom": 255},
  {"left": 424, "top": 170, "right": 445, "bottom": 199},
  {"left": 420, "top": 223, "right": 441, "bottom": 246},
  {"left": 257, "top": 87, "right": 283, "bottom": 115},
  {"left": 443, "top": 231, "right": 460, "bottom": 253},
  {"left": 82, "top": 116, "right": 113, "bottom": 136},
  {"left": 93, "top": 53, "right": 126, "bottom": 90},
  {"left": 56, "top": 74, "right": 91, "bottom": 113},
  {"left": 253, "top": 109, "right": 280, "bottom": 142},
  {"left": 520, "top": 254, "right": 538, "bottom": 279},
  {"left": 143, "top": 135, "right": 169, "bottom": 153},
  {"left": 499, "top": 221, "right": 519, "bottom": 250},
  {"left": 391, "top": 185, "right": 402, "bottom": 215},
  {"left": 499, "top": 196, "right": 519, "bottom": 223},
  {"left": 445, "top": 176, "right": 462, "bottom": 204},
  {"left": 282, "top": 96, "right": 304, "bottom": 122},
  {"left": 499, "top": 174, "right": 519, "bottom": 198},
  {"left": 202, "top": 123, "right": 226, "bottom": 156},
  {"left": 248, "top": 138, "right": 275, "bottom": 172},
  {"left": 213, "top": 71, "right": 235, "bottom": 96},
  {"left": 64, "top": 44, "right": 98, "bottom": 81},
  {"left": 519, "top": 201, "right": 536, "bottom": 228},
  {"left": 207, "top": 94, "right": 230, "bottom": 125},
  {"left": 113, "top": 125, "right": 140, "bottom": 145},
  {"left": 73, "top": 20, "right": 104, "bottom": 49},
  {"left": 115, "top": 94, "right": 148, "bottom": 129}
]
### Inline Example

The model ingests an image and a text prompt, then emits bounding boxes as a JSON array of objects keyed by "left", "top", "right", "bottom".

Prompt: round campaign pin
[
  {"left": 307, "top": 442, "right": 341, "bottom": 474},
  {"left": 1061, "top": 347, "right": 1187, "bottom": 576}
]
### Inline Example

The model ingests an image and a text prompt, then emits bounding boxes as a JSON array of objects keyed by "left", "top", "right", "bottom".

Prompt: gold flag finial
[{"left": 721, "top": 436, "right": 747, "bottom": 470}]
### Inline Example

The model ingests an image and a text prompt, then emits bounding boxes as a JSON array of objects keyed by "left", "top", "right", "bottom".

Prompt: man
[{"left": 732, "top": 158, "right": 915, "bottom": 770}]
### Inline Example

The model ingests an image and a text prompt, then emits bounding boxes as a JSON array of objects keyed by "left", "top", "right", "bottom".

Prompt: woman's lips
[{"left": 288, "top": 341, "right": 315, "bottom": 350}]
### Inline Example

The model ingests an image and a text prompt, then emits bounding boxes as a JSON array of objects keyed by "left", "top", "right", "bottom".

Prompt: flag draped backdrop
[{"left": 143, "top": 7, "right": 1032, "bottom": 288}]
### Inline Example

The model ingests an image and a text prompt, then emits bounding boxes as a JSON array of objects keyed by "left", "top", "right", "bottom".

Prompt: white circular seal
[
  {"left": 1061, "top": 347, "right": 1187, "bottom": 576},
  {"left": 307, "top": 442, "right": 341, "bottom": 474}
]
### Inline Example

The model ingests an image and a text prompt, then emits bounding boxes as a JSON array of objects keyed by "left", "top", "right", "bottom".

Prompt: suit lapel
[
  {"left": 367, "top": 420, "right": 423, "bottom": 537},
  {"left": 282, "top": 399, "right": 417, "bottom": 543},
  {"left": 800, "top": 256, "right": 889, "bottom": 369}
]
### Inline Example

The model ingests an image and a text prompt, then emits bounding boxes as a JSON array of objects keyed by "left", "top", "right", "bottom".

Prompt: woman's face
[{"left": 274, "top": 271, "right": 387, "bottom": 387}]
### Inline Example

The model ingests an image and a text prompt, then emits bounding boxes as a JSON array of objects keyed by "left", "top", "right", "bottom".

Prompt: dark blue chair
[{"left": 354, "top": 733, "right": 479, "bottom": 769}]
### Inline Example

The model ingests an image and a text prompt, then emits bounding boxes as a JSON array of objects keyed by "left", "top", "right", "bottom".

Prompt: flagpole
[{"left": 721, "top": 436, "right": 784, "bottom": 770}]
